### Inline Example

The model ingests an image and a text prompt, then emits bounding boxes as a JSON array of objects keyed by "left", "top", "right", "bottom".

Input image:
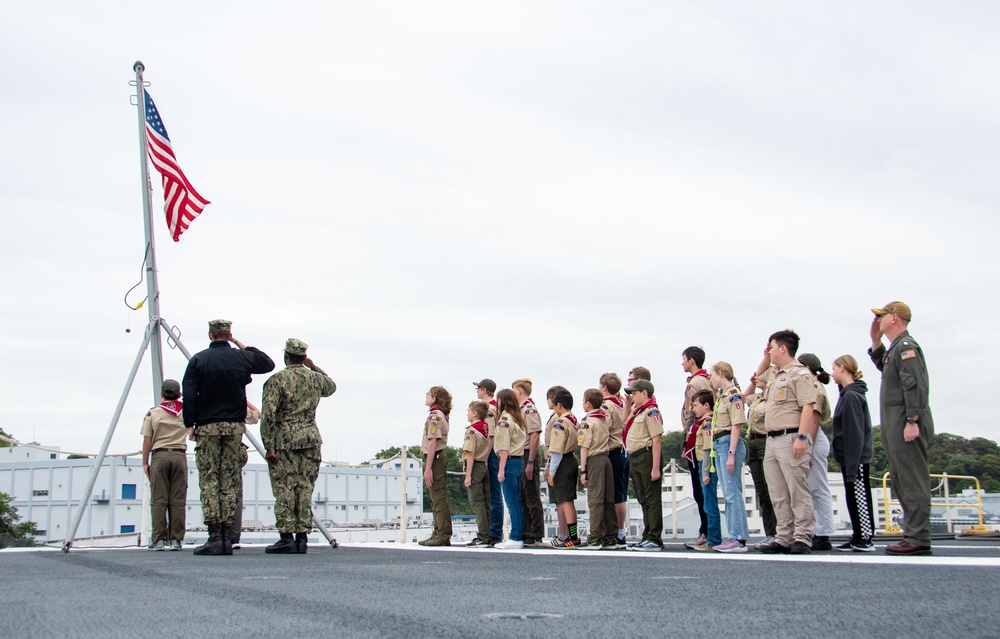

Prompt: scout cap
[
  {"left": 872, "top": 301, "right": 911, "bottom": 322},
  {"left": 798, "top": 353, "right": 823, "bottom": 372},
  {"left": 161, "top": 379, "right": 181, "bottom": 395},
  {"left": 473, "top": 378, "right": 497, "bottom": 393},
  {"left": 284, "top": 338, "right": 308, "bottom": 356},
  {"left": 624, "top": 379, "right": 655, "bottom": 395},
  {"left": 208, "top": 319, "right": 232, "bottom": 332}
]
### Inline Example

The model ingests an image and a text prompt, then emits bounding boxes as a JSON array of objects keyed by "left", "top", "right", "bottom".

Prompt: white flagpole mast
[{"left": 134, "top": 60, "right": 165, "bottom": 397}]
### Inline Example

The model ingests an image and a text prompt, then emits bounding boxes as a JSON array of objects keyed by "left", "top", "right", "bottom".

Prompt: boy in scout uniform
[
  {"left": 547, "top": 389, "right": 580, "bottom": 548},
  {"left": 419, "top": 386, "right": 452, "bottom": 546},
  {"left": 623, "top": 379, "right": 664, "bottom": 551},
  {"left": 680, "top": 347, "right": 712, "bottom": 550},
  {"left": 544, "top": 385, "right": 569, "bottom": 542},
  {"left": 513, "top": 379, "right": 545, "bottom": 547},
  {"left": 869, "top": 301, "right": 934, "bottom": 555},
  {"left": 463, "top": 401, "right": 492, "bottom": 547},
  {"left": 579, "top": 389, "right": 616, "bottom": 549},
  {"left": 757, "top": 330, "right": 818, "bottom": 555},
  {"left": 140, "top": 379, "right": 188, "bottom": 551},
  {"left": 599, "top": 373, "right": 628, "bottom": 547},
  {"left": 474, "top": 379, "right": 504, "bottom": 546}
]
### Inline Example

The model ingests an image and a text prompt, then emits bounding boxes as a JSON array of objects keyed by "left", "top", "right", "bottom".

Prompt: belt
[
  {"left": 588, "top": 451, "right": 609, "bottom": 457},
  {"left": 712, "top": 430, "right": 733, "bottom": 441},
  {"left": 630, "top": 446, "right": 652, "bottom": 457},
  {"left": 748, "top": 433, "right": 768, "bottom": 441},
  {"left": 151, "top": 448, "right": 185, "bottom": 454},
  {"left": 767, "top": 428, "right": 799, "bottom": 438}
]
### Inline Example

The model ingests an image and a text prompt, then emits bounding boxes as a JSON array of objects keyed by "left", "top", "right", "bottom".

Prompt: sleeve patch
[
  {"left": 901, "top": 349, "right": 916, "bottom": 360},
  {"left": 733, "top": 403, "right": 742, "bottom": 410},
  {"left": 554, "top": 423, "right": 564, "bottom": 430},
  {"left": 730, "top": 395, "right": 742, "bottom": 403},
  {"left": 648, "top": 409, "right": 659, "bottom": 416}
]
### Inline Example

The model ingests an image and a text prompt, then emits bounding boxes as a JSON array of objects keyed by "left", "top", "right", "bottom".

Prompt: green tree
[
  {"left": 0, "top": 426, "right": 13, "bottom": 448},
  {"left": 373, "top": 445, "right": 472, "bottom": 515},
  {"left": 0, "top": 492, "right": 37, "bottom": 547},
  {"left": 660, "top": 430, "right": 686, "bottom": 466}
]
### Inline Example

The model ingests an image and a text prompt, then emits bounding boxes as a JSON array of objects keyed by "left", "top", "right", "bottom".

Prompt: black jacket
[
  {"left": 831, "top": 380, "right": 874, "bottom": 482},
  {"left": 182, "top": 341, "right": 275, "bottom": 428}
]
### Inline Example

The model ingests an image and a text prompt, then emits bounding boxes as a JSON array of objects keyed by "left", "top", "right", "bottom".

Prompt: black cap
[{"left": 473, "top": 379, "right": 497, "bottom": 393}]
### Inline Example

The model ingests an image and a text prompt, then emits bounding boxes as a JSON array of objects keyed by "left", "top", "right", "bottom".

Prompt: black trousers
[{"left": 843, "top": 463, "right": 875, "bottom": 543}]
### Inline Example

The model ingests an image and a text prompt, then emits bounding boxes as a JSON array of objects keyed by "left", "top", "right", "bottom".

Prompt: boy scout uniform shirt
[
  {"left": 422, "top": 408, "right": 449, "bottom": 455},
  {"left": 682, "top": 372, "right": 712, "bottom": 428},
  {"left": 140, "top": 404, "right": 187, "bottom": 450},
  {"left": 762, "top": 361, "right": 818, "bottom": 431},
  {"left": 812, "top": 380, "right": 832, "bottom": 426},
  {"left": 625, "top": 404, "right": 664, "bottom": 454},
  {"left": 601, "top": 397, "right": 625, "bottom": 450},
  {"left": 485, "top": 400, "right": 499, "bottom": 437},
  {"left": 521, "top": 399, "right": 543, "bottom": 441},
  {"left": 693, "top": 416, "right": 712, "bottom": 461},
  {"left": 578, "top": 411, "right": 611, "bottom": 455},
  {"left": 712, "top": 385, "right": 747, "bottom": 436},
  {"left": 463, "top": 421, "right": 491, "bottom": 463},
  {"left": 747, "top": 393, "right": 767, "bottom": 436},
  {"left": 494, "top": 410, "right": 527, "bottom": 457},
  {"left": 549, "top": 413, "right": 579, "bottom": 455}
]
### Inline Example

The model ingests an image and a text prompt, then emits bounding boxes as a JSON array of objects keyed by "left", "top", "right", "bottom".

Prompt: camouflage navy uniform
[{"left": 261, "top": 339, "right": 337, "bottom": 533}]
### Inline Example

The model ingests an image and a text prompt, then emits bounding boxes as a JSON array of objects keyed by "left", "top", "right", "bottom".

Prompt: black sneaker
[
  {"left": 466, "top": 537, "right": 490, "bottom": 548},
  {"left": 790, "top": 541, "right": 811, "bottom": 555},
  {"left": 757, "top": 541, "right": 791, "bottom": 554},
  {"left": 811, "top": 536, "right": 832, "bottom": 551},
  {"left": 835, "top": 541, "right": 855, "bottom": 552},
  {"left": 852, "top": 540, "right": 875, "bottom": 553}
]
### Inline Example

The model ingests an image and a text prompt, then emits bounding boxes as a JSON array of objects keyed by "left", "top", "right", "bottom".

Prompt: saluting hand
[
  {"left": 870, "top": 316, "right": 883, "bottom": 343},
  {"left": 303, "top": 356, "right": 315, "bottom": 369}
]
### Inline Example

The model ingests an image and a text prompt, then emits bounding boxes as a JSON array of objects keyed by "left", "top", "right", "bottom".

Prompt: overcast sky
[{"left": 1, "top": 2, "right": 997, "bottom": 464}]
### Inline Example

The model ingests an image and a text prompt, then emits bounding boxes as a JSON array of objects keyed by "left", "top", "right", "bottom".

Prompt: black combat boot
[
  {"left": 265, "top": 532, "right": 296, "bottom": 554},
  {"left": 193, "top": 524, "right": 226, "bottom": 556},
  {"left": 221, "top": 524, "right": 234, "bottom": 555},
  {"left": 295, "top": 532, "right": 308, "bottom": 554}
]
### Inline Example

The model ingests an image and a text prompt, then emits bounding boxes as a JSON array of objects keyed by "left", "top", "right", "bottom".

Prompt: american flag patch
[{"left": 901, "top": 350, "right": 917, "bottom": 360}]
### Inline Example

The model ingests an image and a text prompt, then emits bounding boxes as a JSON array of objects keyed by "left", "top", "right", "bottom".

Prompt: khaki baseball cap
[{"left": 872, "top": 301, "right": 911, "bottom": 322}]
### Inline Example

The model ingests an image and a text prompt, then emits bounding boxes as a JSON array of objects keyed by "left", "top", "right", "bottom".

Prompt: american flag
[{"left": 144, "top": 90, "right": 210, "bottom": 241}]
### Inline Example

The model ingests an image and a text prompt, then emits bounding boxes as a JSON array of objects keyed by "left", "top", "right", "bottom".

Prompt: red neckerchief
[
  {"left": 521, "top": 398, "right": 536, "bottom": 409},
  {"left": 603, "top": 395, "right": 624, "bottom": 409},
  {"left": 623, "top": 398, "right": 658, "bottom": 443},
  {"left": 586, "top": 410, "right": 608, "bottom": 420},
  {"left": 430, "top": 405, "right": 449, "bottom": 422},
  {"left": 468, "top": 420, "right": 488, "bottom": 439},
  {"left": 562, "top": 413, "right": 578, "bottom": 427},
  {"left": 683, "top": 422, "right": 697, "bottom": 462},
  {"left": 158, "top": 400, "right": 183, "bottom": 416},
  {"left": 688, "top": 369, "right": 709, "bottom": 382},
  {"left": 489, "top": 399, "right": 497, "bottom": 408}
]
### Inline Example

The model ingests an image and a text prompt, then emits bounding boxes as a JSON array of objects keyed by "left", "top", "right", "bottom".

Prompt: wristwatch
[
  {"left": 906, "top": 418, "right": 918, "bottom": 425},
  {"left": 796, "top": 434, "right": 808, "bottom": 441}
]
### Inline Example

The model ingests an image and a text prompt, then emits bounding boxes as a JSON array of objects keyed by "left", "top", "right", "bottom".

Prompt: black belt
[
  {"left": 748, "top": 433, "right": 768, "bottom": 441},
  {"left": 712, "top": 430, "right": 734, "bottom": 441},
  {"left": 151, "top": 448, "right": 185, "bottom": 453},
  {"left": 767, "top": 428, "right": 799, "bottom": 438},
  {"left": 630, "top": 446, "right": 653, "bottom": 456}
]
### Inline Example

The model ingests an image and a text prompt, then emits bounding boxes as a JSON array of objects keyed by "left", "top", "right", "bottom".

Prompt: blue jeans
[
  {"left": 699, "top": 459, "right": 722, "bottom": 546},
  {"left": 487, "top": 450, "right": 504, "bottom": 540},
  {"left": 714, "top": 435, "right": 749, "bottom": 541},
  {"left": 500, "top": 456, "right": 524, "bottom": 541}
]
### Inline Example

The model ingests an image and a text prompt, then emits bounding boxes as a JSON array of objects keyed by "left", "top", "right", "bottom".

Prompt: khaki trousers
[
  {"left": 585, "top": 453, "right": 615, "bottom": 545},
  {"left": 428, "top": 453, "right": 452, "bottom": 540},
  {"left": 465, "top": 461, "right": 490, "bottom": 541},
  {"left": 763, "top": 434, "right": 814, "bottom": 546},
  {"left": 150, "top": 450, "right": 187, "bottom": 543}
]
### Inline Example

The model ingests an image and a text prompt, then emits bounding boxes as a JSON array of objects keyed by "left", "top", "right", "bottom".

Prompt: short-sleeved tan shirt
[
  {"left": 747, "top": 392, "right": 767, "bottom": 436},
  {"left": 140, "top": 404, "right": 187, "bottom": 450},
  {"left": 577, "top": 411, "right": 611, "bottom": 455},
  {"left": 813, "top": 380, "right": 832, "bottom": 426},
  {"left": 462, "top": 421, "right": 491, "bottom": 463},
  {"left": 694, "top": 416, "right": 712, "bottom": 460},
  {"left": 712, "top": 384, "right": 747, "bottom": 435},
  {"left": 601, "top": 397, "right": 625, "bottom": 450},
  {"left": 549, "top": 413, "right": 579, "bottom": 455},
  {"left": 494, "top": 410, "right": 526, "bottom": 457},
  {"left": 521, "top": 400, "right": 543, "bottom": 435},
  {"left": 544, "top": 411, "right": 558, "bottom": 449},
  {"left": 421, "top": 408, "right": 449, "bottom": 455},
  {"left": 682, "top": 372, "right": 712, "bottom": 428},
  {"left": 763, "top": 361, "right": 817, "bottom": 431},
  {"left": 485, "top": 399, "right": 499, "bottom": 438},
  {"left": 625, "top": 404, "right": 664, "bottom": 454}
]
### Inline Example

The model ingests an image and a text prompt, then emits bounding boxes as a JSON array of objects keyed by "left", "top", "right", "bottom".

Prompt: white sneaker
[{"left": 495, "top": 540, "right": 524, "bottom": 550}]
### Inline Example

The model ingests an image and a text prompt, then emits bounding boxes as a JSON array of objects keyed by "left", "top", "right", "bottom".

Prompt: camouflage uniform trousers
[
  {"left": 194, "top": 421, "right": 245, "bottom": 525},
  {"left": 269, "top": 447, "right": 321, "bottom": 533},
  {"left": 229, "top": 443, "right": 250, "bottom": 542}
]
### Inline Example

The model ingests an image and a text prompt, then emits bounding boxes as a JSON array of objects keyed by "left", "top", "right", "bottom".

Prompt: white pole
[
  {"left": 670, "top": 458, "right": 678, "bottom": 539},
  {"left": 399, "top": 444, "right": 407, "bottom": 544}
]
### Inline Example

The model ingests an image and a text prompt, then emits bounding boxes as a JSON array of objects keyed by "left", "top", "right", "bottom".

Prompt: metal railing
[{"left": 880, "top": 472, "right": 993, "bottom": 534}]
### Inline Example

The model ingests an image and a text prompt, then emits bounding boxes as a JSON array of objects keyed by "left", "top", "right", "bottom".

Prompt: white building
[{"left": 0, "top": 446, "right": 422, "bottom": 541}]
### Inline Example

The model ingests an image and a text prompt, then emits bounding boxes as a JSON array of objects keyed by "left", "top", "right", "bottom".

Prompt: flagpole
[{"left": 133, "top": 60, "right": 165, "bottom": 400}]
